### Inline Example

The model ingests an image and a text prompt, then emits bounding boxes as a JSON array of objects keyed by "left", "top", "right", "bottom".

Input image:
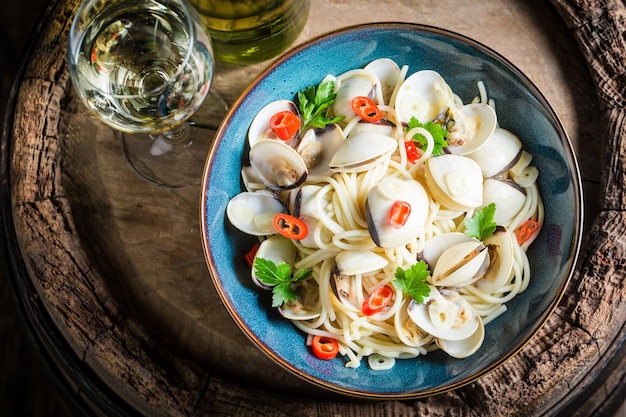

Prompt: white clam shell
[
  {"left": 425, "top": 154, "right": 483, "bottom": 211},
  {"left": 430, "top": 240, "right": 489, "bottom": 287},
  {"left": 249, "top": 139, "right": 308, "bottom": 191},
  {"left": 364, "top": 58, "right": 401, "bottom": 105},
  {"left": 436, "top": 317, "right": 485, "bottom": 358},
  {"left": 248, "top": 99, "right": 299, "bottom": 148},
  {"left": 445, "top": 103, "right": 497, "bottom": 155},
  {"left": 329, "top": 132, "right": 397, "bottom": 173},
  {"left": 394, "top": 70, "right": 454, "bottom": 124},
  {"left": 474, "top": 226, "right": 515, "bottom": 293},
  {"left": 419, "top": 232, "right": 475, "bottom": 269},
  {"left": 296, "top": 124, "right": 346, "bottom": 177},
  {"left": 226, "top": 190, "right": 284, "bottom": 236},
  {"left": 332, "top": 69, "right": 379, "bottom": 123},
  {"left": 365, "top": 177, "right": 429, "bottom": 248},
  {"left": 482, "top": 178, "right": 526, "bottom": 226},
  {"left": 407, "top": 287, "right": 480, "bottom": 341},
  {"left": 252, "top": 235, "right": 296, "bottom": 289},
  {"left": 335, "top": 249, "right": 389, "bottom": 276},
  {"left": 467, "top": 127, "right": 523, "bottom": 178}
]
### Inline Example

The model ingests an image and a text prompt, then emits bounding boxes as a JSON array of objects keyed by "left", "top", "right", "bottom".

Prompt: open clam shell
[
  {"left": 474, "top": 226, "right": 515, "bottom": 293},
  {"left": 226, "top": 190, "right": 284, "bottom": 236},
  {"left": 467, "top": 127, "right": 523, "bottom": 178},
  {"left": 407, "top": 287, "right": 480, "bottom": 342},
  {"left": 248, "top": 99, "right": 300, "bottom": 147},
  {"left": 365, "top": 176, "right": 430, "bottom": 248},
  {"left": 329, "top": 131, "right": 397, "bottom": 173},
  {"left": 394, "top": 70, "right": 454, "bottom": 124},
  {"left": 425, "top": 154, "right": 483, "bottom": 211},
  {"left": 445, "top": 103, "right": 497, "bottom": 155},
  {"left": 482, "top": 178, "right": 526, "bottom": 226},
  {"left": 249, "top": 139, "right": 308, "bottom": 191},
  {"left": 251, "top": 235, "right": 297, "bottom": 289}
]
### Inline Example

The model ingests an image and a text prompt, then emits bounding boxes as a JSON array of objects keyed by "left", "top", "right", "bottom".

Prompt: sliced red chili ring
[
  {"left": 516, "top": 219, "right": 540, "bottom": 244},
  {"left": 272, "top": 213, "right": 308, "bottom": 240},
  {"left": 404, "top": 140, "right": 419, "bottom": 164},
  {"left": 351, "top": 96, "right": 382, "bottom": 122},
  {"left": 269, "top": 110, "right": 301, "bottom": 141},
  {"left": 311, "top": 335, "right": 339, "bottom": 360},
  {"left": 362, "top": 285, "right": 394, "bottom": 316},
  {"left": 388, "top": 200, "right": 412, "bottom": 228}
]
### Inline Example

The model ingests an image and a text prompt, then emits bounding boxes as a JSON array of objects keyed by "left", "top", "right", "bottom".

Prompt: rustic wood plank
[{"left": 5, "top": 0, "right": 624, "bottom": 415}]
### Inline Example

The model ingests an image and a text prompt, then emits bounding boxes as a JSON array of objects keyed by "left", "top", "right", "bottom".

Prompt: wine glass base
[{"left": 119, "top": 90, "right": 228, "bottom": 189}]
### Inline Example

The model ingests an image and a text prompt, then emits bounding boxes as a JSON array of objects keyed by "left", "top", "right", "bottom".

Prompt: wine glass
[{"left": 67, "top": 0, "right": 226, "bottom": 188}]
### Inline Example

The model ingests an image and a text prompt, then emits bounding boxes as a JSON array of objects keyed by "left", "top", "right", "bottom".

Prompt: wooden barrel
[{"left": 2, "top": 0, "right": 625, "bottom": 415}]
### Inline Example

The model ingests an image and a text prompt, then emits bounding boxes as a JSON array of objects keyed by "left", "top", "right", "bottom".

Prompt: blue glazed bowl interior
[{"left": 201, "top": 23, "right": 583, "bottom": 398}]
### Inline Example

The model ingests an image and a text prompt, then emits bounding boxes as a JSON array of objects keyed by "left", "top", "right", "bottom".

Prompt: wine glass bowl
[{"left": 67, "top": 0, "right": 219, "bottom": 187}]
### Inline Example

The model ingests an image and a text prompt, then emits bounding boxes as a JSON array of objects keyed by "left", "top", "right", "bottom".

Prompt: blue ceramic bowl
[{"left": 200, "top": 23, "right": 583, "bottom": 399}]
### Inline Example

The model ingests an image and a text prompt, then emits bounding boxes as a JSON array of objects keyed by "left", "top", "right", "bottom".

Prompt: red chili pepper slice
[
  {"left": 362, "top": 285, "right": 394, "bottom": 316},
  {"left": 388, "top": 200, "right": 412, "bottom": 229},
  {"left": 351, "top": 96, "right": 382, "bottom": 122},
  {"left": 273, "top": 213, "right": 308, "bottom": 240},
  {"left": 269, "top": 110, "right": 301, "bottom": 141},
  {"left": 311, "top": 335, "right": 339, "bottom": 360},
  {"left": 243, "top": 242, "right": 260, "bottom": 268},
  {"left": 404, "top": 140, "right": 419, "bottom": 164},
  {"left": 516, "top": 219, "right": 540, "bottom": 244}
]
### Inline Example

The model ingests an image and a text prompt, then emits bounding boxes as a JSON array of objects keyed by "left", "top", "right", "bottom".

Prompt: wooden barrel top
[{"left": 2, "top": 0, "right": 625, "bottom": 415}]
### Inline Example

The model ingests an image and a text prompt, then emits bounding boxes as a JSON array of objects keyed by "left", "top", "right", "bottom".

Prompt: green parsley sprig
[
  {"left": 297, "top": 80, "right": 345, "bottom": 131},
  {"left": 393, "top": 261, "right": 432, "bottom": 303},
  {"left": 406, "top": 117, "right": 448, "bottom": 156},
  {"left": 464, "top": 203, "right": 497, "bottom": 240},
  {"left": 253, "top": 257, "right": 312, "bottom": 308}
]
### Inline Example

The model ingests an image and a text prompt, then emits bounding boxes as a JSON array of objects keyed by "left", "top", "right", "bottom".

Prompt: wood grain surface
[{"left": 3, "top": 0, "right": 626, "bottom": 416}]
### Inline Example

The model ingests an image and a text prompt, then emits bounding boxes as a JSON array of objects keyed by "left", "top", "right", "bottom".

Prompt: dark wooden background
[
  {"left": 1, "top": 1, "right": 625, "bottom": 417},
  {"left": 1, "top": 1, "right": 74, "bottom": 416}
]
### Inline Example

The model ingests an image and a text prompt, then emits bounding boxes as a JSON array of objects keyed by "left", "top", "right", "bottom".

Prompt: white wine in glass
[{"left": 68, "top": 0, "right": 224, "bottom": 188}]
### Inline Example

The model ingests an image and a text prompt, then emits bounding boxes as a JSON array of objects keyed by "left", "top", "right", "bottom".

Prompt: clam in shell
[
  {"left": 249, "top": 139, "right": 308, "bottom": 191},
  {"left": 365, "top": 176, "right": 430, "bottom": 248},
  {"left": 226, "top": 190, "right": 284, "bottom": 236},
  {"left": 425, "top": 154, "right": 483, "bottom": 211}
]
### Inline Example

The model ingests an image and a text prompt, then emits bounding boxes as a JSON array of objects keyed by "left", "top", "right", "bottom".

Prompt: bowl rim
[{"left": 200, "top": 21, "right": 584, "bottom": 399}]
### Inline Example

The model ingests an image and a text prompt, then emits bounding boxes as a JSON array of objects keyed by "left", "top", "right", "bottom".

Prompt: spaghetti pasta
[{"left": 225, "top": 58, "right": 543, "bottom": 370}]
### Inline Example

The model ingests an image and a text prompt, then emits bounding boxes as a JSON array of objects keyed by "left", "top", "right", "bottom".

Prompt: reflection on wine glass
[{"left": 67, "top": 0, "right": 226, "bottom": 188}]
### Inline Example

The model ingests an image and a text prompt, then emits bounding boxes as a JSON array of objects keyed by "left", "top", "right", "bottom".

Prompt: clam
[
  {"left": 394, "top": 298, "right": 434, "bottom": 347},
  {"left": 289, "top": 184, "right": 322, "bottom": 218},
  {"left": 278, "top": 277, "right": 322, "bottom": 321},
  {"left": 419, "top": 232, "right": 475, "bottom": 269},
  {"left": 474, "top": 226, "right": 515, "bottom": 293},
  {"left": 425, "top": 154, "right": 483, "bottom": 211},
  {"left": 394, "top": 70, "right": 454, "bottom": 125},
  {"left": 444, "top": 103, "right": 497, "bottom": 155},
  {"left": 329, "top": 131, "right": 397, "bottom": 173},
  {"left": 347, "top": 119, "right": 396, "bottom": 138},
  {"left": 436, "top": 317, "right": 485, "bottom": 358},
  {"left": 296, "top": 124, "right": 345, "bottom": 177},
  {"left": 407, "top": 287, "right": 480, "bottom": 342},
  {"left": 251, "top": 235, "right": 296, "bottom": 289},
  {"left": 249, "top": 139, "right": 308, "bottom": 191},
  {"left": 331, "top": 250, "right": 389, "bottom": 310},
  {"left": 482, "top": 178, "right": 526, "bottom": 226},
  {"left": 430, "top": 239, "right": 489, "bottom": 287},
  {"left": 226, "top": 190, "right": 284, "bottom": 236},
  {"left": 332, "top": 69, "right": 380, "bottom": 123},
  {"left": 467, "top": 127, "right": 523, "bottom": 178},
  {"left": 248, "top": 99, "right": 300, "bottom": 147},
  {"left": 365, "top": 177, "right": 429, "bottom": 248},
  {"left": 364, "top": 58, "right": 401, "bottom": 104},
  {"left": 335, "top": 249, "right": 389, "bottom": 276}
]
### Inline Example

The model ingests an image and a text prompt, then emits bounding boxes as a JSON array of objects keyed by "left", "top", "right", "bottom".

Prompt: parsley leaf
[
  {"left": 464, "top": 203, "right": 497, "bottom": 240},
  {"left": 392, "top": 261, "right": 432, "bottom": 303},
  {"left": 254, "top": 257, "right": 312, "bottom": 307},
  {"left": 407, "top": 117, "right": 448, "bottom": 156},
  {"left": 297, "top": 80, "right": 345, "bottom": 131}
]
